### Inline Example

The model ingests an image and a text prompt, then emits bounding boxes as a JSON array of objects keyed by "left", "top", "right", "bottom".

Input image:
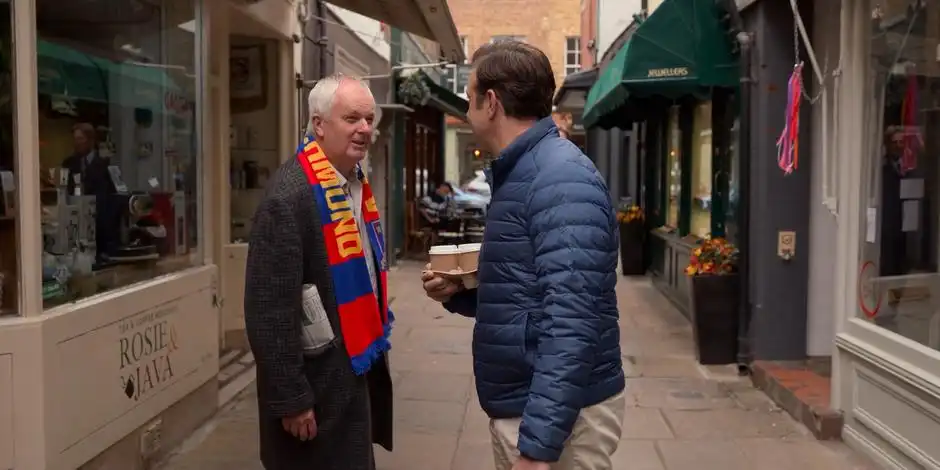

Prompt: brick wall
[
  {"left": 581, "top": 0, "right": 597, "bottom": 68},
  {"left": 448, "top": 0, "right": 582, "bottom": 89}
]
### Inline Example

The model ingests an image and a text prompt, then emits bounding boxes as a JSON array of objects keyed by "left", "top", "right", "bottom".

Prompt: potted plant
[
  {"left": 617, "top": 203, "right": 646, "bottom": 276},
  {"left": 685, "top": 235, "right": 740, "bottom": 365},
  {"left": 398, "top": 72, "right": 431, "bottom": 107}
]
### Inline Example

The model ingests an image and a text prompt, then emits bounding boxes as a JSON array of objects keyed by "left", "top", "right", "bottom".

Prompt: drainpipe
[
  {"left": 389, "top": 27, "right": 405, "bottom": 263},
  {"left": 316, "top": 0, "right": 327, "bottom": 78},
  {"left": 734, "top": 30, "right": 754, "bottom": 374},
  {"left": 717, "top": 0, "right": 753, "bottom": 374}
]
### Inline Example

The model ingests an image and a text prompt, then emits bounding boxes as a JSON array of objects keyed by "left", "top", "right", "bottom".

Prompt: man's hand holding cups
[{"left": 421, "top": 265, "right": 462, "bottom": 302}]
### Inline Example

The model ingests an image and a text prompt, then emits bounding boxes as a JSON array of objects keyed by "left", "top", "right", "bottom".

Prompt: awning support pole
[
  {"left": 302, "top": 62, "right": 451, "bottom": 87},
  {"left": 789, "top": 0, "right": 824, "bottom": 87}
]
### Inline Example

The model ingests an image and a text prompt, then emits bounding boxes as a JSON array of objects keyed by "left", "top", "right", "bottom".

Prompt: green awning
[
  {"left": 583, "top": 0, "right": 738, "bottom": 128},
  {"left": 37, "top": 40, "right": 110, "bottom": 102},
  {"left": 115, "top": 62, "right": 184, "bottom": 93},
  {"left": 37, "top": 40, "right": 182, "bottom": 109},
  {"left": 419, "top": 71, "right": 469, "bottom": 121},
  {"left": 115, "top": 62, "right": 183, "bottom": 109}
]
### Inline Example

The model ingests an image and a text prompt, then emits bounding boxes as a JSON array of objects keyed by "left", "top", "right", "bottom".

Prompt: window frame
[
  {"left": 21, "top": 0, "right": 208, "bottom": 313},
  {"left": 565, "top": 36, "right": 581, "bottom": 76},
  {"left": 459, "top": 35, "right": 468, "bottom": 63},
  {"left": 12, "top": 0, "right": 42, "bottom": 316}
]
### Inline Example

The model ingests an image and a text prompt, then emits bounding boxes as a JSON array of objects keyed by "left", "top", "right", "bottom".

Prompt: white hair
[{"left": 306, "top": 73, "right": 374, "bottom": 135}]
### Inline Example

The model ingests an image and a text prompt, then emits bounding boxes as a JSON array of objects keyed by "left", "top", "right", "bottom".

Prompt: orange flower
[
  {"left": 617, "top": 204, "right": 645, "bottom": 224},
  {"left": 685, "top": 234, "right": 738, "bottom": 277}
]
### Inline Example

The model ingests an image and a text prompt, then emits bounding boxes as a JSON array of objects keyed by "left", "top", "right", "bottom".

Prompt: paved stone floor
[{"left": 159, "top": 262, "right": 875, "bottom": 470}]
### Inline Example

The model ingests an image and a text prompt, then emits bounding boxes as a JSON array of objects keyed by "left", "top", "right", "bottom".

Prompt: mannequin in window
[{"left": 60, "top": 123, "right": 112, "bottom": 196}]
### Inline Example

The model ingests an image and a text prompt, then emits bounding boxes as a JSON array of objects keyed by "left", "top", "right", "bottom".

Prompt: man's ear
[
  {"left": 485, "top": 90, "right": 499, "bottom": 120},
  {"left": 311, "top": 115, "right": 325, "bottom": 139}
]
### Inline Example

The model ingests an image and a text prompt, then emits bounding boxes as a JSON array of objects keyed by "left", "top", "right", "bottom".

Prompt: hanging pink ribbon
[
  {"left": 900, "top": 70, "right": 919, "bottom": 175},
  {"left": 777, "top": 63, "right": 803, "bottom": 175}
]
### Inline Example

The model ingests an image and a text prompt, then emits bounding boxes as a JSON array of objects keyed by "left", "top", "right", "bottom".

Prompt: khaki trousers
[{"left": 489, "top": 391, "right": 625, "bottom": 470}]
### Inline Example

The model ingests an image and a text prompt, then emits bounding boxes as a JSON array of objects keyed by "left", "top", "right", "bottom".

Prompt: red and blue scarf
[{"left": 297, "top": 135, "right": 393, "bottom": 375}]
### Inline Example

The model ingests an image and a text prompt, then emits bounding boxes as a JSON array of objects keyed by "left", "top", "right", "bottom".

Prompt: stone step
[
  {"left": 217, "top": 349, "right": 253, "bottom": 391},
  {"left": 750, "top": 360, "right": 843, "bottom": 440},
  {"left": 219, "top": 348, "right": 242, "bottom": 369}
]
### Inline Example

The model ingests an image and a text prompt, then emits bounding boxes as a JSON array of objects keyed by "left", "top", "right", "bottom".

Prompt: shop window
[
  {"left": 664, "top": 106, "right": 681, "bottom": 229},
  {"left": 0, "top": 4, "right": 16, "bottom": 315},
  {"left": 690, "top": 102, "right": 712, "bottom": 238},
  {"left": 37, "top": 0, "right": 200, "bottom": 309},
  {"left": 857, "top": 0, "right": 940, "bottom": 348}
]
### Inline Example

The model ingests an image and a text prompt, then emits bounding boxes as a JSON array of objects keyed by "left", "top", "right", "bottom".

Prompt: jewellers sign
[{"left": 647, "top": 67, "right": 690, "bottom": 78}]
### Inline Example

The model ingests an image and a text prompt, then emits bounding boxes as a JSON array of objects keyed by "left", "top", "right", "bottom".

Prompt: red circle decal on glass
[{"left": 858, "top": 261, "right": 882, "bottom": 318}]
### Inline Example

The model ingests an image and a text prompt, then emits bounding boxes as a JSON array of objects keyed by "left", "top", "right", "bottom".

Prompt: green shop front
[
  {"left": 583, "top": 0, "right": 740, "bottom": 316},
  {"left": 390, "top": 63, "right": 469, "bottom": 260}
]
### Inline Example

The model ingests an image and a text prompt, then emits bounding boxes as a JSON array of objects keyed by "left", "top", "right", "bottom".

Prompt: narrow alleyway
[{"left": 159, "top": 262, "right": 874, "bottom": 470}]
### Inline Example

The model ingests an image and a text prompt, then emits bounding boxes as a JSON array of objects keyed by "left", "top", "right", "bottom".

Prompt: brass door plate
[{"left": 778, "top": 231, "right": 796, "bottom": 260}]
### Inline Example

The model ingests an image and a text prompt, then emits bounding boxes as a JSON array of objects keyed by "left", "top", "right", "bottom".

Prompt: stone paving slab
[{"left": 159, "top": 262, "right": 877, "bottom": 470}]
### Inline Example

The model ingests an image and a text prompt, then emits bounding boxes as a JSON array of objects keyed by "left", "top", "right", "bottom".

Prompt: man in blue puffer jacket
[{"left": 422, "top": 41, "right": 625, "bottom": 470}]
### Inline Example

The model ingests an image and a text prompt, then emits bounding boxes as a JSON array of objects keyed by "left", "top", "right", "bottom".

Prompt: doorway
[{"left": 218, "top": 8, "right": 288, "bottom": 352}]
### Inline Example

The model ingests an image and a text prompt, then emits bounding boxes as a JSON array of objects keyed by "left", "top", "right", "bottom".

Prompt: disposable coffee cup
[
  {"left": 457, "top": 243, "right": 481, "bottom": 272},
  {"left": 429, "top": 245, "right": 459, "bottom": 273}
]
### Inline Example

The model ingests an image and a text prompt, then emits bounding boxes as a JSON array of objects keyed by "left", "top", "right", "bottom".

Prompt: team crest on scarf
[{"left": 296, "top": 135, "right": 393, "bottom": 375}]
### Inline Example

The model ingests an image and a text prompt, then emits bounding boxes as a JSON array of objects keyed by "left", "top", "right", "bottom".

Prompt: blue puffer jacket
[{"left": 444, "top": 117, "right": 624, "bottom": 462}]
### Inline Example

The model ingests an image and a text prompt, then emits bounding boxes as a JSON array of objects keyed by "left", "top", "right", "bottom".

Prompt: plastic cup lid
[
  {"left": 457, "top": 243, "right": 482, "bottom": 252},
  {"left": 429, "top": 244, "right": 459, "bottom": 255}
]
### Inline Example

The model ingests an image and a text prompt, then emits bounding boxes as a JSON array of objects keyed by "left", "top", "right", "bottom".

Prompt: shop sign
[
  {"left": 118, "top": 304, "right": 180, "bottom": 401},
  {"left": 54, "top": 286, "right": 216, "bottom": 452},
  {"left": 647, "top": 67, "right": 690, "bottom": 78}
]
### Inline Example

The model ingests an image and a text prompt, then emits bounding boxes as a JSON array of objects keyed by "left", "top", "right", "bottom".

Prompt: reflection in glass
[
  {"left": 858, "top": 2, "right": 940, "bottom": 350},
  {"left": 725, "top": 117, "right": 740, "bottom": 243},
  {"left": 37, "top": 0, "right": 200, "bottom": 308},
  {"left": 690, "top": 102, "right": 712, "bottom": 238},
  {"left": 0, "top": 3, "right": 15, "bottom": 315},
  {"left": 665, "top": 106, "right": 680, "bottom": 229}
]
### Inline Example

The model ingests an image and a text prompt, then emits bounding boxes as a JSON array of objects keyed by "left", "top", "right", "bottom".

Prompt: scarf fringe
[{"left": 350, "top": 310, "right": 395, "bottom": 375}]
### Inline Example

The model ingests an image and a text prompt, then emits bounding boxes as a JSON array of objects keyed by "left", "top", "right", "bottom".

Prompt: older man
[
  {"left": 422, "top": 41, "right": 625, "bottom": 470},
  {"left": 245, "top": 74, "right": 393, "bottom": 470}
]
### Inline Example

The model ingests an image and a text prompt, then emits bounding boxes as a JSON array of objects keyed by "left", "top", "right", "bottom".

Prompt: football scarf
[{"left": 296, "top": 135, "right": 393, "bottom": 375}]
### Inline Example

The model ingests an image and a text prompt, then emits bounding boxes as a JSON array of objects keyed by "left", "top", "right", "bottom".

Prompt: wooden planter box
[
  {"left": 619, "top": 222, "right": 646, "bottom": 276},
  {"left": 690, "top": 273, "right": 740, "bottom": 365}
]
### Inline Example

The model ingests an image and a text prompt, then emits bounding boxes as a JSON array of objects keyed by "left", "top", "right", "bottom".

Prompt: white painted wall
[
  {"left": 324, "top": 5, "right": 392, "bottom": 61},
  {"left": 806, "top": 0, "right": 842, "bottom": 356},
  {"left": 445, "top": 127, "right": 460, "bottom": 185},
  {"left": 597, "top": 0, "right": 643, "bottom": 59}
]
